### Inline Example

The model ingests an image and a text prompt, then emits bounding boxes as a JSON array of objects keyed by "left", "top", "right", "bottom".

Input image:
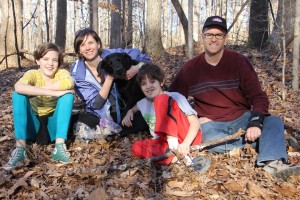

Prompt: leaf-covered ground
[{"left": 0, "top": 46, "right": 300, "bottom": 199}]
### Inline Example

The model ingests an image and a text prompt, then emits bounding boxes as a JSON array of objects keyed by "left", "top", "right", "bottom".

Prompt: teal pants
[{"left": 12, "top": 92, "right": 74, "bottom": 142}]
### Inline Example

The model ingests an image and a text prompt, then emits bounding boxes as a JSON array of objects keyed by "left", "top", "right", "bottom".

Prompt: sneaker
[
  {"left": 51, "top": 143, "right": 70, "bottom": 163},
  {"left": 286, "top": 136, "right": 300, "bottom": 151},
  {"left": 191, "top": 156, "right": 211, "bottom": 173},
  {"left": 263, "top": 160, "right": 300, "bottom": 180},
  {"left": 2, "top": 146, "right": 27, "bottom": 171}
]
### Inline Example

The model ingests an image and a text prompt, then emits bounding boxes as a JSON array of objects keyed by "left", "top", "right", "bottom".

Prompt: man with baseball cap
[
  {"left": 169, "top": 16, "right": 300, "bottom": 180},
  {"left": 203, "top": 16, "right": 228, "bottom": 33}
]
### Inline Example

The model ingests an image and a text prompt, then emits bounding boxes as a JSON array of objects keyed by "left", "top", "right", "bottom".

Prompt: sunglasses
[{"left": 75, "top": 28, "right": 94, "bottom": 37}]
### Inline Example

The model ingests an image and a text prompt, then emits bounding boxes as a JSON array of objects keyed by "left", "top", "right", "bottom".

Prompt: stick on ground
[{"left": 147, "top": 128, "right": 245, "bottom": 163}]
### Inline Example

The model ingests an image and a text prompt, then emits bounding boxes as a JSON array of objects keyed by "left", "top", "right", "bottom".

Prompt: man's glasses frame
[{"left": 203, "top": 33, "right": 226, "bottom": 40}]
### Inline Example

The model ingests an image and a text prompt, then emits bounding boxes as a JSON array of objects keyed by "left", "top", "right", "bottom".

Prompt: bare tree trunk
[
  {"left": 216, "top": 0, "right": 220, "bottom": 16},
  {"left": 125, "top": 0, "right": 133, "bottom": 48},
  {"left": 144, "top": 0, "right": 166, "bottom": 56},
  {"left": 44, "top": 0, "right": 50, "bottom": 42},
  {"left": 107, "top": 1, "right": 111, "bottom": 46},
  {"left": 205, "top": 0, "right": 210, "bottom": 17},
  {"left": 163, "top": 0, "right": 169, "bottom": 48},
  {"left": 37, "top": 0, "right": 43, "bottom": 44},
  {"left": 281, "top": 0, "right": 287, "bottom": 101},
  {"left": 188, "top": 0, "right": 194, "bottom": 59},
  {"left": 110, "top": 0, "right": 122, "bottom": 48},
  {"left": 141, "top": 0, "right": 146, "bottom": 49},
  {"left": 89, "top": 0, "right": 99, "bottom": 32},
  {"left": 292, "top": 0, "right": 300, "bottom": 90},
  {"left": 194, "top": 0, "right": 200, "bottom": 42},
  {"left": 249, "top": 0, "right": 269, "bottom": 49},
  {"left": 0, "top": 0, "right": 22, "bottom": 68},
  {"left": 171, "top": 0, "right": 189, "bottom": 44},
  {"left": 266, "top": 0, "right": 296, "bottom": 52},
  {"left": 171, "top": 4, "right": 174, "bottom": 47},
  {"left": 11, "top": 0, "right": 21, "bottom": 69},
  {"left": 49, "top": 0, "right": 54, "bottom": 42},
  {"left": 24, "top": 1, "right": 31, "bottom": 52},
  {"left": 55, "top": 0, "right": 67, "bottom": 50},
  {"left": 223, "top": 0, "right": 228, "bottom": 18},
  {"left": 74, "top": 0, "right": 78, "bottom": 33}
]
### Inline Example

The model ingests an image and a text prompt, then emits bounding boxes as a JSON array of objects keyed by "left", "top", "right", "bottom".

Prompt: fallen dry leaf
[
  {"left": 167, "top": 180, "right": 185, "bottom": 188},
  {"left": 165, "top": 185, "right": 194, "bottom": 197},
  {"left": 223, "top": 179, "right": 245, "bottom": 195},
  {"left": 247, "top": 181, "right": 273, "bottom": 199},
  {"left": 8, "top": 171, "right": 35, "bottom": 195},
  {"left": 87, "top": 187, "right": 109, "bottom": 200},
  {"left": 272, "top": 182, "right": 299, "bottom": 197}
]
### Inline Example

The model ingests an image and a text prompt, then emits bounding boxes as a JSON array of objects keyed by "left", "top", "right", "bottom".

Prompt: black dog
[{"left": 97, "top": 52, "right": 145, "bottom": 117}]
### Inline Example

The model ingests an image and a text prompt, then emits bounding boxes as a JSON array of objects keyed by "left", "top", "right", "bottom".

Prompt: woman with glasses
[
  {"left": 71, "top": 28, "right": 150, "bottom": 140},
  {"left": 169, "top": 16, "right": 300, "bottom": 180}
]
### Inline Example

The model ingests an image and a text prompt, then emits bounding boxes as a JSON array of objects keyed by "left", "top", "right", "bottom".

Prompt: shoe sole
[
  {"left": 273, "top": 166, "right": 300, "bottom": 181},
  {"left": 191, "top": 156, "right": 211, "bottom": 173},
  {"left": 51, "top": 158, "right": 70, "bottom": 164},
  {"left": 1, "top": 158, "right": 30, "bottom": 171}
]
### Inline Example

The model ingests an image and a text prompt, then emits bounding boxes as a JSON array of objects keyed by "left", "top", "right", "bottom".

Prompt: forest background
[{"left": 0, "top": 0, "right": 300, "bottom": 199}]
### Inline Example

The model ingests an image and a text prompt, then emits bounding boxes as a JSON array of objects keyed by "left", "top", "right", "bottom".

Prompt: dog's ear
[
  {"left": 101, "top": 56, "right": 114, "bottom": 75},
  {"left": 123, "top": 53, "right": 139, "bottom": 67},
  {"left": 97, "top": 60, "right": 103, "bottom": 75},
  {"left": 97, "top": 61, "right": 106, "bottom": 84}
]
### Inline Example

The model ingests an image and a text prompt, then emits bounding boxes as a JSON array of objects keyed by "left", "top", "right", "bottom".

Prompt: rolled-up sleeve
[{"left": 93, "top": 93, "right": 106, "bottom": 109}]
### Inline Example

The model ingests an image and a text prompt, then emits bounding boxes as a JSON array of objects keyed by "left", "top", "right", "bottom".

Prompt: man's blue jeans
[
  {"left": 201, "top": 112, "right": 288, "bottom": 166},
  {"left": 12, "top": 92, "right": 74, "bottom": 142}
]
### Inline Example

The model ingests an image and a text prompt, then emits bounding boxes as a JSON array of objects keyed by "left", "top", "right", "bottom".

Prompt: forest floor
[{"left": 0, "top": 45, "right": 300, "bottom": 199}]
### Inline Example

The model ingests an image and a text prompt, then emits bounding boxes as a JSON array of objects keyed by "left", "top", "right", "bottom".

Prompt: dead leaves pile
[{"left": 0, "top": 47, "right": 300, "bottom": 199}]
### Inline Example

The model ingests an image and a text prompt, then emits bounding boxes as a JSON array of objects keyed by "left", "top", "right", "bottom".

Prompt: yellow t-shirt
[{"left": 16, "top": 69, "right": 74, "bottom": 116}]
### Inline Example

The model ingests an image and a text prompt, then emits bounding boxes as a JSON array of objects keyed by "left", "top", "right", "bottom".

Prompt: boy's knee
[{"left": 131, "top": 140, "right": 144, "bottom": 157}]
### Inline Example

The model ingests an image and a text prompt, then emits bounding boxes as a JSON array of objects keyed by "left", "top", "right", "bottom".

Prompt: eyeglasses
[
  {"left": 75, "top": 28, "right": 94, "bottom": 37},
  {"left": 203, "top": 33, "right": 226, "bottom": 40}
]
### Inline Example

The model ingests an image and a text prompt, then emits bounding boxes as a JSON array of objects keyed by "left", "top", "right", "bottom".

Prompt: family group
[{"left": 3, "top": 16, "right": 300, "bottom": 181}]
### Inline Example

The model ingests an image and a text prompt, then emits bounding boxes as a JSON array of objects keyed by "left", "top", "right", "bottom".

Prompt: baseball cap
[{"left": 203, "top": 16, "right": 228, "bottom": 33}]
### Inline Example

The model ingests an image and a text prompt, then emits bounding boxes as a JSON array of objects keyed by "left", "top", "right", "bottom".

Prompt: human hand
[
  {"left": 245, "top": 127, "right": 261, "bottom": 142},
  {"left": 105, "top": 74, "right": 114, "bottom": 81},
  {"left": 55, "top": 90, "right": 74, "bottom": 97},
  {"left": 177, "top": 142, "right": 190, "bottom": 156},
  {"left": 121, "top": 109, "right": 134, "bottom": 127},
  {"left": 126, "top": 65, "right": 139, "bottom": 80}
]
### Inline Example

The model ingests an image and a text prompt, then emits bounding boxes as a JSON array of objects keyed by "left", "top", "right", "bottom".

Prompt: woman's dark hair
[
  {"left": 33, "top": 42, "right": 64, "bottom": 67},
  {"left": 136, "top": 64, "right": 165, "bottom": 85},
  {"left": 74, "top": 28, "right": 103, "bottom": 59}
]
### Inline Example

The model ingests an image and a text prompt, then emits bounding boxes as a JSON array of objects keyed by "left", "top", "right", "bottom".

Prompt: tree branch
[
  {"left": 146, "top": 128, "right": 245, "bottom": 163},
  {"left": 227, "top": 0, "right": 250, "bottom": 33}
]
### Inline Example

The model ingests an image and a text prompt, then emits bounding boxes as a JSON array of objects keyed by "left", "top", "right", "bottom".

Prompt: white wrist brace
[{"left": 167, "top": 137, "right": 179, "bottom": 150}]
